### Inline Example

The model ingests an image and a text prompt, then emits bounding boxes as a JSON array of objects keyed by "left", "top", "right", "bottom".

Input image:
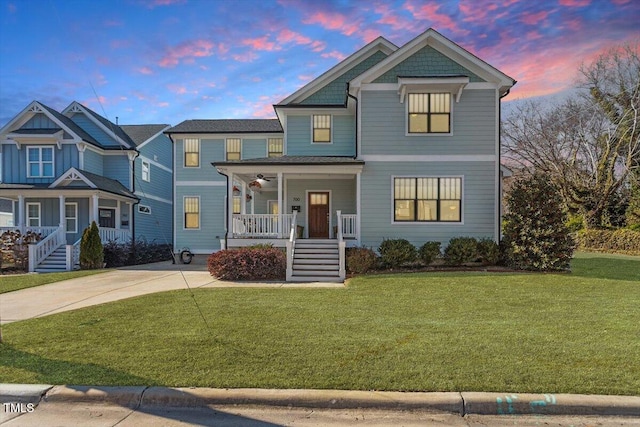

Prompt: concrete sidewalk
[{"left": 0, "top": 260, "right": 343, "bottom": 324}]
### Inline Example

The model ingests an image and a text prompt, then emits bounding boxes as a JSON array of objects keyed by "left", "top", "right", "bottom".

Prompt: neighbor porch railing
[
  {"left": 66, "top": 238, "right": 81, "bottom": 271},
  {"left": 28, "top": 226, "right": 65, "bottom": 272},
  {"left": 285, "top": 211, "right": 298, "bottom": 281},
  {"left": 99, "top": 227, "right": 131, "bottom": 243},
  {"left": 1, "top": 226, "right": 59, "bottom": 239},
  {"left": 340, "top": 214, "right": 357, "bottom": 239},
  {"left": 232, "top": 214, "right": 294, "bottom": 238},
  {"left": 335, "top": 210, "right": 346, "bottom": 280}
]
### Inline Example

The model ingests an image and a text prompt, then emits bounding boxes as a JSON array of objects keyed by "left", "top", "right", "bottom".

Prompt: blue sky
[{"left": 0, "top": 0, "right": 638, "bottom": 127}]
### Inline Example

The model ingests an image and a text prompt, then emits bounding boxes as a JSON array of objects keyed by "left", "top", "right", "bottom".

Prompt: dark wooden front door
[
  {"left": 99, "top": 208, "right": 116, "bottom": 228},
  {"left": 308, "top": 192, "right": 329, "bottom": 238}
]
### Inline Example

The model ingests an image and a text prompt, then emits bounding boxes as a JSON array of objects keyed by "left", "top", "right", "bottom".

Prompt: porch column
[
  {"left": 277, "top": 172, "right": 283, "bottom": 238},
  {"left": 91, "top": 194, "right": 99, "bottom": 225},
  {"left": 115, "top": 201, "right": 121, "bottom": 230},
  {"left": 18, "top": 195, "right": 25, "bottom": 233},
  {"left": 356, "top": 172, "right": 361, "bottom": 244},
  {"left": 241, "top": 181, "right": 247, "bottom": 214},
  {"left": 227, "top": 172, "right": 234, "bottom": 236},
  {"left": 59, "top": 195, "right": 66, "bottom": 233}
]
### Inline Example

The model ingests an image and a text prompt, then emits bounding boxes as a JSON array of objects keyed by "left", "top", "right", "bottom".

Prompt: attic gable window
[
  {"left": 408, "top": 93, "right": 451, "bottom": 133},
  {"left": 312, "top": 115, "right": 331, "bottom": 143}
]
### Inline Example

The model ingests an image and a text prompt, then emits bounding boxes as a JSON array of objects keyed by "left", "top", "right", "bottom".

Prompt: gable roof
[
  {"left": 350, "top": 28, "right": 516, "bottom": 96},
  {"left": 49, "top": 167, "right": 137, "bottom": 199},
  {"left": 121, "top": 124, "right": 170, "bottom": 146},
  {"left": 62, "top": 101, "right": 136, "bottom": 148},
  {"left": 166, "top": 119, "right": 282, "bottom": 134}
]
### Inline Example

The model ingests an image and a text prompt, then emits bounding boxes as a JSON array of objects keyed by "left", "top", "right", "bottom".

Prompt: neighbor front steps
[
  {"left": 290, "top": 239, "right": 341, "bottom": 282},
  {"left": 35, "top": 246, "right": 68, "bottom": 273}
]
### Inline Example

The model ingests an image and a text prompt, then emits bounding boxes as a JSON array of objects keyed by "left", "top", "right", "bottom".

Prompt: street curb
[
  {"left": 0, "top": 384, "right": 53, "bottom": 405},
  {"left": 42, "top": 385, "right": 147, "bottom": 408}
]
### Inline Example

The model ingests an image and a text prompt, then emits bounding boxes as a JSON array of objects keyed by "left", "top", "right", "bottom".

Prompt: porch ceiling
[
  {"left": 214, "top": 156, "right": 364, "bottom": 178},
  {"left": 0, "top": 185, "right": 138, "bottom": 202}
]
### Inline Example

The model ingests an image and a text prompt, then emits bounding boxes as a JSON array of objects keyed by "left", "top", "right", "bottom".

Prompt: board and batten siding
[
  {"left": 1, "top": 144, "right": 79, "bottom": 184},
  {"left": 174, "top": 185, "right": 225, "bottom": 253},
  {"left": 22, "top": 113, "right": 60, "bottom": 129},
  {"left": 286, "top": 115, "right": 355, "bottom": 156},
  {"left": 359, "top": 161, "right": 496, "bottom": 249},
  {"left": 174, "top": 138, "right": 225, "bottom": 182},
  {"left": 360, "top": 89, "right": 496, "bottom": 156}
]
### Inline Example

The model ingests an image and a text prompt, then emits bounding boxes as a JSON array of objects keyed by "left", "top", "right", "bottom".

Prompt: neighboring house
[
  {"left": 0, "top": 198, "right": 13, "bottom": 226},
  {"left": 0, "top": 101, "right": 172, "bottom": 272},
  {"left": 166, "top": 28, "right": 516, "bottom": 281}
]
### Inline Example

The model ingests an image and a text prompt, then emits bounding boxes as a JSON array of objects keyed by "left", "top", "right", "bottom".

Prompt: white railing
[
  {"left": 232, "top": 214, "right": 294, "bottom": 238},
  {"left": 336, "top": 210, "right": 346, "bottom": 280},
  {"left": 99, "top": 227, "right": 131, "bottom": 243},
  {"left": 66, "top": 238, "right": 81, "bottom": 271},
  {"left": 28, "top": 226, "right": 65, "bottom": 272},
  {"left": 0, "top": 226, "right": 59, "bottom": 239},
  {"left": 286, "top": 211, "right": 298, "bottom": 281},
  {"left": 341, "top": 214, "right": 357, "bottom": 239},
  {"left": 0, "top": 226, "right": 19, "bottom": 234}
]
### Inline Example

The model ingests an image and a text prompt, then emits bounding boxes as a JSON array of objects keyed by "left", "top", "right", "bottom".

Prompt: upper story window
[
  {"left": 141, "top": 160, "right": 150, "bottom": 182},
  {"left": 408, "top": 93, "right": 451, "bottom": 134},
  {"left": 184, "top": 196, "right": 200, "bottom": 229},
  {"left": 312, "top": 115, "right": 331, "bottom": 143},
  {"left": 226, "top": 138, "right": 241, "bottom": 160},
  {"left": 184, "top": 138, "right": 200, "bottom": 167},
  {"left": 394, "top": 177, "right": 461, "bottom": 222},
  {"left": 268, "top": 138, "right": 283, "bottom": 157},
  {"left": 27, "top": 146, "right": 54, "bottom": 178}
]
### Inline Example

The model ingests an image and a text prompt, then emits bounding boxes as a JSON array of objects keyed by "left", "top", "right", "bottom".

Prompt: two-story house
[
  {"left": 167, "top": 28, "right": 516, "bottom": 281},
  {"left": 0, "top": 101, "right": 173, "bottom": 272}
]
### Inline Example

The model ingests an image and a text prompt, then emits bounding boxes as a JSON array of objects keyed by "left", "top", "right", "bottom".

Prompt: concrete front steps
[
  {"left": 35, "top": 246, "right": 68, "bottom": 273},
  {"left": 290, "top": 239, "right": 341, "bottom": 282}
]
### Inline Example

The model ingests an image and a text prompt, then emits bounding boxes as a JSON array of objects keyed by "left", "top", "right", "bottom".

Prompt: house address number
[{"left": 293, "top": 197, "right": 300, "bottom": 201}]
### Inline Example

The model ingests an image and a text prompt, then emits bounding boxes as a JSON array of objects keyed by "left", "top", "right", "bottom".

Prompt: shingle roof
[
  {"left": 80, "top": 104, "right": 137, "bottom": 147},
  {"left": 77, "top": 169, "right": 137, "bottom": 199},
  {"left": 166, "top": 119, "right": 283, "bottom": 134},
  {"left": 120, "top": 124, "right": 169, "bottom": 145},
  {"left": 11, "top": 128, "right": 62, "bottom": 135},
  {"left": 39, "top": 104, "right": 102, "bottom": 147},
  {"left": 212, "top": 156, "right": 364, "bottom": 166}
]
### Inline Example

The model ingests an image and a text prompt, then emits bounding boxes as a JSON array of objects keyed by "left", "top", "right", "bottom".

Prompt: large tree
[{"left": 503, "top": 43, "right": 639, "bottom": 228}]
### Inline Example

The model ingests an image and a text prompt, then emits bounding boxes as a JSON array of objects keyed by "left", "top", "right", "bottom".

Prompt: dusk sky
[{"left": 1, "top": 0, "right": 638, "bottom": 127}]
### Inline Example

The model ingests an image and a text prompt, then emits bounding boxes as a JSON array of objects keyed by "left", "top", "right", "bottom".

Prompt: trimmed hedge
[
  {"left": 208, "top": 247, "right": 286, "bottom": 281},
  {"left": 346, "top": 247, "right": 378, "bottom": 274},
  {"left": 418, "top": 242, "right": 441, "bottom": 265},
  {"left": 103, "top": 238, "right": 173, "bottom": 267},
  {"left": 477, "top": 238, "right": 500, "bottom": 265},
  {"left": 576, "top": 228, "right": 640, "bottom": 256},
  {"left": 444, "top": 237, "right": 478, "bottom": 265},
  {"left": 378, "top": 239, "right": 417, "bottom": 268}
]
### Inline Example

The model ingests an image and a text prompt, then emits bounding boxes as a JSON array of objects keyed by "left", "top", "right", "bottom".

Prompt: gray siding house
[{"left": 166, "top": 28, "right": 515, "bottom": 281}]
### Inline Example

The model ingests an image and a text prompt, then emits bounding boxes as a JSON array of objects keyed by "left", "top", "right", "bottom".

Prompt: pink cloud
[
  {"left": 278, "top": 29, "right": 311, "bottom": 45},
  {"left": 321, "top": 50, "right": 347, "bottom": 61},
  {"left": 137, "top": 66, "right": 153, "bottom": 75},
  {"left": 404, "top": 1, "right": 469, "bottom": 35},
  {"left": 298, "top": 74, "right": 314, "bottom": 82},
  {"left": 559, "top": 0, "right": 590, "bottom": 6},
  {"left": 310, "top": 40, "right": 326, "bottom": 52},
  {"left": 303, "top": 11, "right": 360, "bottom": 36},
  {"left": 232, "top": 51, "right": 258, "bottom": 62},
  {"left": 158, "top": 39, "right": 216, "bottom": 67},
  {"left": 242, "top": 36, "right": 279, "bottom": 51},
  {"left": 520, "top": 10, "right": 550, "bottom": 25},
  {"left": 143, "top": 0, "right": 186, "bottom": 8}
]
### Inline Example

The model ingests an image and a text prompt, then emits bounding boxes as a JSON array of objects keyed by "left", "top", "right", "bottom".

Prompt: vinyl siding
[
  {"left": 1, "top": 144, "right": 79, "bottom": 184},
  {"left": 83, "top": 149, "right": 103, "bottom": 175},
  {"left": 359, "top": 161, "right": 496, "bottom": 249},
  {"left": 174, "top": 185, "right": 225, "bottom": 253},
  {"left": 360, "top": 89, "right": 496, "bottom": 156},
  {"left": 174, "top": 138, "right": 225, "bottom": 182},
  {"left": 286, "top": 115, "right": 355, "bottom": 156},
  {"left": 242, "top": 138, "right": 267, "bottom": 159},
  {"left": 103, "top": 155, "right": 131, "bottom": 189},
  {"left": 139, "top": 133, "right": 172, "bottom": 169},
  {"left": 135, "top": 196, "right": 173, "bottom": 244}
]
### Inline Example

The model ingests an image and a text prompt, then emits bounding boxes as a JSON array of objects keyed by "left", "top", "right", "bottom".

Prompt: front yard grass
[
  {"left": 1, "top": 252, "right": 638, "bottom": 395},
  {"left": 0, "top": 269, "right": 111, "bottom": 294}
]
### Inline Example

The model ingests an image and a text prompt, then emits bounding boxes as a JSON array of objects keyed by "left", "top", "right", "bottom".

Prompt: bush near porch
[
  {"left": 0, "top": 230, "right": 42, "bottom": 272},
  {"left": 208, "top": 247, "right": 286, "bottom": 281}
]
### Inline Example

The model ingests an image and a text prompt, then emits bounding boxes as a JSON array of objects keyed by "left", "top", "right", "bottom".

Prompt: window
[
  {"left": 142, "top": 160, "right": 150, "bottom": 182},
  {"left": 268, "top": 138, "right": 283, "bottom": 157},
  {"left": 27, "top": 146, "right": 54, "bottom": 177},
  {"left": 408, "top": 93, "right": 451, "bottom": 133},
  {"left": 138, "top": 205, "right": 151, "bottom": 214},
  {"left": 394, "top": 177, "right": 461, "bottom": 222},
  {"left": 226, "top": 138, "right": 241, "bottom": 160},
  {"left": 312, "top": 115, "right": 331, "bottom": 143},
  {"left": 65, "top": 203, "right": 78, "bottom": 233},
  {"left": 26, "top": 202, "right": 41, "bottom": 227},
  {"left": 232, "top": 196, "right": 241, "bottom": 214},
  {"left": 184, "top": 138, "right": 200, "bottom": 167},
  {"left": 184, "top": 197, "right": 200, "bottom": 229}
]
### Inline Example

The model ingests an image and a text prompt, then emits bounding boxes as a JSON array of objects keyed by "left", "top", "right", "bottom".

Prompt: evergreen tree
[{"left": 80, "top": 221, "right": 104, "bottom": 269}]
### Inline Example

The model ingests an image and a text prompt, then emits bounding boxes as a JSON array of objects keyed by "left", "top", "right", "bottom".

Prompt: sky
[{"left": 0, "top": 0, "right": 638, "bottom": 127}]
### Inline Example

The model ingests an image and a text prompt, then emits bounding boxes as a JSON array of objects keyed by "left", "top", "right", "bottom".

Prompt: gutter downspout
[
  {"left": 167, "top": 132, "right": 176, "bottom": 262},
  {"left": 217, "top": 169, "right": 230, "bottom": 250},
  {"left": 498, "top": 87, "right": 512, "bottom": 241},
  {"left": 346, "top": 83, "right": 358, "bottom": 159}
]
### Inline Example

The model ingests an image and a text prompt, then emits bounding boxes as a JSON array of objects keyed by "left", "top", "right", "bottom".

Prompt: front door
[
  {"left": 98, "top": 208, "right": 116, "bottom": 228},
  {"left": 308, "top": 192, "right": 329, "bottom": 238}
]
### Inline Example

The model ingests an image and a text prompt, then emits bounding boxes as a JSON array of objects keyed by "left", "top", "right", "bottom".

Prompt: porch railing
[
  {"left": 28, "top": 226, "right": 65, "bottom": 272},
  {"left": 232, "top": 214, "right": 294, "bottom": 238},
  {"left": 340, "top": 214, "right": 357, "bottom": 239},
  {"left": 336, "top": 210, "right": 346, "bottom": 280},
  {"left": 66, "top": 238, "right": 81, "bottom": 271},
  {"left": 0, "top": 226, "right": 59, "bottom": 239},
  {"left": 99, "top": 227, "right": 131, "bottom": 243},
  {"left": 285, "top": 211, "right": 298, "bottom": 281}
]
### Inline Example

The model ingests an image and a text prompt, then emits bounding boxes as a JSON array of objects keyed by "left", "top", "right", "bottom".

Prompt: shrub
[
  {"left": 566, "top": 214, "right": 585, "bottom": 233},
  {"left": 477, "top": 238, "right": 500, "bottom": 265},
  {"left": 0, "top": 230, "right": 42, "bottom": 271},
  {"left": 444, "top": 237, "right": 478, "bottom": 265},
  {"left": 103, "top": 238, "right": 173, "bottom": 267},
  {"left": 378, "top": 239, "right": 416, "bottom": 268},
  {"left": 208, "top": 247, "right": 286, "bottom": 281},
  {"left": 576, "top": 228, "right": 640, "bottom": 256},
  {"left": 80, "top": 221, "right": 104, "bottom": 269},
  {"left": 502, "top": 174, "right": 574, "bottom": 270},
  {"left": 346, "top": 247, "right": 378, "bottom": 274},
  {"left": 418, "top": 242, "right": 441, "bottom": 265}
]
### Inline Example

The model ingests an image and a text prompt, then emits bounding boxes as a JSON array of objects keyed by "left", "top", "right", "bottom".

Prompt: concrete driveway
[{"left": 1, "top": 260, "right": 343, "bottom": 324}]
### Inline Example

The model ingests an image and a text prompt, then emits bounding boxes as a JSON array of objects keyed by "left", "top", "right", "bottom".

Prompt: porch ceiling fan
[{"left": 256, "top": 173, "right": 275, "bottom": 181}]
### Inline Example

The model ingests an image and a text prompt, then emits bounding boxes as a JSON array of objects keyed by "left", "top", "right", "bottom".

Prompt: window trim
[
  {"left": 267, "top": 137, "right": 284, "bottom": 157},
  {"left": 226, "top": 138, "right": 242, "bottom": 160},
  {"left": 183, "top": 138, "right": 200, "bottom": 168},
  {"left": 65, "top": 202, "right": 78, "bottom": 233},
  {"left": 141, "top": 160, "right": 151, "bottom": 182},
  {"left": 391, "top": 176, "right": 463, "bottom": 224},
  {"left": 311, "top": 114, "right": 332, "bottom": 144},
  {"left": 183, "top": 196, "right": 200, "bottom": 230},
  {"left": 26, "top": 202, "right": 41, "bottom": 227},
  {"left": 26, "top": 146, "right": 55, "bottom": 178},
  {"left": 405, "top": 93, "right": 453, "bottom": 136}
]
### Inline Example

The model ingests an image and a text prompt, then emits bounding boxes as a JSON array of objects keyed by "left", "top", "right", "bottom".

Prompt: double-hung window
[
  {"left": 184, "top": 138, "right": 200, "bottom": 167},
  {"left": 408, "top": 93, "right": 451, "bottom": 133},
  {"left": 142, "top": 160, "right": 150, "bottom": 182},
  {"left": 184, "top": 196, "right": 200, "bottom": 229},
  {"left": 232, "top": 196, "right": 241, "bottom": 214},
  {"left": 394, "top": 177, "right": 461, "bottom": 222},
  {"left": 65, "top": 203, "right": 78, "bottom": 233},
  {"left": 312, "top": 115, "right": 331, "bottom": 143},
  {"left": 26, "top": 202, "right": 41, "bottom": 227},
  {"left": 27, "top": 146, "right": 54, "bottom": 177},
  {"left": 226, "top": 138, "right": 241, "bottom": 160},
  {"left": 268, "top": 138, "right": 283, "bottom": 157}
]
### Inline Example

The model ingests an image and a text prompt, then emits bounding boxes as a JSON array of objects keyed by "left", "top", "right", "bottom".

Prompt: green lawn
[
  {"left": 0, "top": 269, "right": 111, "bottom": 294},
  {"left": 1, "top": 252, "right": 638, "bottom": 395}
]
